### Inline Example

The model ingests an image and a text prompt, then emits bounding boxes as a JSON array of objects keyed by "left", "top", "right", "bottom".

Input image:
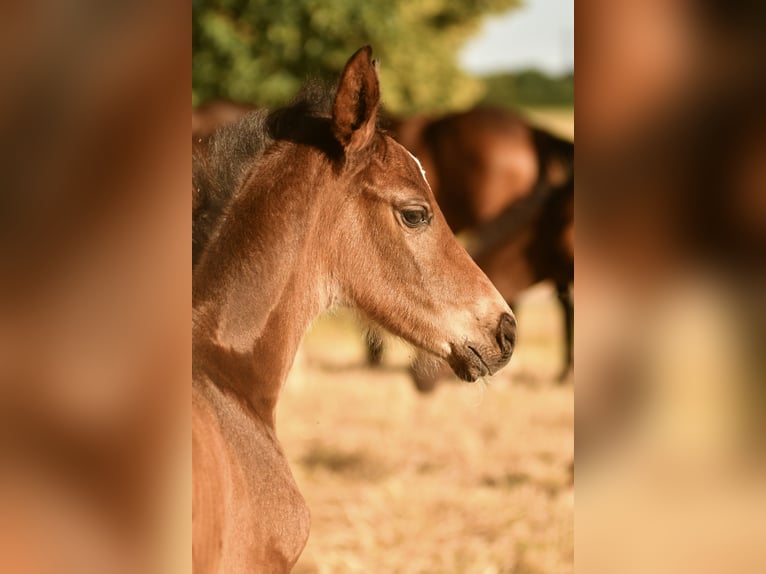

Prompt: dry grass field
[
  {"left": 519, "top": 107, "right": 574, "bottom": 140},
  {"left": 278, "top": 285, "right": 574, "bottom": 574}
]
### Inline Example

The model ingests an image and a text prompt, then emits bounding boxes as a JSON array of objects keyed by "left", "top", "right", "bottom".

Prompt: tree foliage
[
  {"left": 480, "top": 69, "right": 574, "bottom": 108},
  {"left": 192, "top": 0, "right": 519, "bottom": 115}
]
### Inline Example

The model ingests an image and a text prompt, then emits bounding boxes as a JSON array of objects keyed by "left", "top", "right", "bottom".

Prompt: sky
[{"left": 460, "top": 0, "right": 574, "bottom": 75}]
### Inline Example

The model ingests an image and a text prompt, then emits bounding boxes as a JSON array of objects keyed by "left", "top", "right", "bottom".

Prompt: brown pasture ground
[{"left": 278, "top": 284, "right": 574, "bottom": 574}]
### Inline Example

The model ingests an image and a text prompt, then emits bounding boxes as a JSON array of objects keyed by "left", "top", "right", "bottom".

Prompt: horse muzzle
[{"left": 448, "top": 312, "right": 516, "bottom": 382}]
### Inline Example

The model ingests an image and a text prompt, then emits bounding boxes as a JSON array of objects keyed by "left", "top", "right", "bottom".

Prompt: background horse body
[
  {"left": 192, "top": 47, "right": 515, "bottom": 573},
  {"left": 370, "top": 108, "right": 574, "bottom": 390},
  {"left": 192, "top": 99, "right": 256, "bottom": 140},
  {"left": 391, "top": 108, "right": 573, "bottom": 233}
]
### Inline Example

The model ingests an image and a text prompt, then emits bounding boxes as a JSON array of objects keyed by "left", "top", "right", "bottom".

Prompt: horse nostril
[{"left": 496, "top": 312, "right": 516, "bottom": 355}]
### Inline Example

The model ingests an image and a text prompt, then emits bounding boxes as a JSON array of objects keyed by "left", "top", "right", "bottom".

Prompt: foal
[{"left": 192, "top": 47, "right": 515, "bottom": 573}]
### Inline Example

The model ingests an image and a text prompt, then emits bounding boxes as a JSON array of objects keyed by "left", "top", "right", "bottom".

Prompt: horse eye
[{"left": 400, "top": 208, "right": 429, "bottom": 228}]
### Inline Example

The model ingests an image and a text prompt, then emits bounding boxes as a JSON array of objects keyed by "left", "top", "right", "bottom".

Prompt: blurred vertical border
[
  {"left": 576, "top": 0, "right": 766, "bottom": 572},
  {"left": 0, "top": 1, "right": 190, "bottom": 573}
]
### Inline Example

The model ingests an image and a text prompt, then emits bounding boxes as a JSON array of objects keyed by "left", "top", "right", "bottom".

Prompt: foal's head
[
  {"left": 194, "top": 47, "right": 515, "bottom": 382},
  {"left": 318, "top": 47, "right": 516, "bottom": 381}
]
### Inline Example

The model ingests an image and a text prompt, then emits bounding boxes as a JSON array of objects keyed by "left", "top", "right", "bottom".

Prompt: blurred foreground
[
  {"left": 577, "top": 1, "right": 766, "bottom": 572},
  {"left": 0, "top": 2, "right": 189, "bottom": 573}
]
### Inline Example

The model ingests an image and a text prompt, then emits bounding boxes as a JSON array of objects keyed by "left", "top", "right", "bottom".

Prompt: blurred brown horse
[
  {"left": 368, "top": 108, "right": 574, "bottom": 390},
  {"left": 192, "top": 47, "right": 516, "bottom": 573},
  {"left": 192, "top": 99, "right": 255, "bottom": 140}
]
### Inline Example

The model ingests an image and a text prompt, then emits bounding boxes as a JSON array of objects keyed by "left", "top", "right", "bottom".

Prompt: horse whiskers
[{"left": 461, "top": 376, "right": 488, "bottom": 407}]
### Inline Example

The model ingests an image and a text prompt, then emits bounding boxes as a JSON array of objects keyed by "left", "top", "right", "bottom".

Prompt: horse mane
[{"left": 192, "top": 81, "right": 337, "bottom": 268}]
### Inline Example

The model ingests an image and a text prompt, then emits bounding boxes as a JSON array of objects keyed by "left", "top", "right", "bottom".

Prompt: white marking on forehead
[{"left": 406, "top": 149, "right": 430, "bottom": 187}]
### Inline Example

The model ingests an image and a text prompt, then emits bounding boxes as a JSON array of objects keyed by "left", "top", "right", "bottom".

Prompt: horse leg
[
  {"left": 409, "top": 350, "right": 448, "bottom": 393},
  {"left": 556, "top": 281, "right": 574, "bottom": 382},
  {"left": 365, "top": 326, "right": 384, "bottom": 366}
]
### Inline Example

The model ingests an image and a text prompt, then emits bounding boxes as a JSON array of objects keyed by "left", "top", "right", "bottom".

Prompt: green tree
[{"left": 192, "top": 0, "right": 519, "bottom": 115}]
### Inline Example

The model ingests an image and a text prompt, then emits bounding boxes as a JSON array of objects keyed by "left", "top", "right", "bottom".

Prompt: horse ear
[{"left": 332, "top": 46, "right": 380, "bottom": 153}]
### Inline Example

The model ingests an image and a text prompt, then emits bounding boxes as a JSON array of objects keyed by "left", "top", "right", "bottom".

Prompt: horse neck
[{"left": 193, "top": 150, "right": 330, "bottom": 427}]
